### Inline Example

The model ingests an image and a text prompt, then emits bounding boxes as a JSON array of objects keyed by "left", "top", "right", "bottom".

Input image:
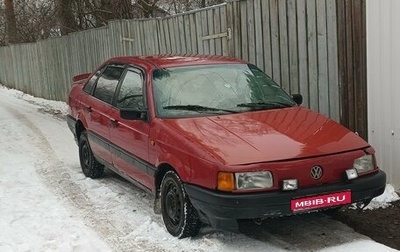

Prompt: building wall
[{"left": 367, "top": 0, "right": 400, "bottom": 191}]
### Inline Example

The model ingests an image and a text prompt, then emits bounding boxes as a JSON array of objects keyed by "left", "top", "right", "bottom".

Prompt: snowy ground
[{"left": 0, "top": 85, "right": 398, "bottom": 252}]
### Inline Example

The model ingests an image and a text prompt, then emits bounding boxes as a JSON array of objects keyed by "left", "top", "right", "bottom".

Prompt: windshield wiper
[
  {"left": 163, "top": 105, "right": 237, "bottom": 114},
  {"left": 236, "top": 101, "right": 294, "bottom": 109}
]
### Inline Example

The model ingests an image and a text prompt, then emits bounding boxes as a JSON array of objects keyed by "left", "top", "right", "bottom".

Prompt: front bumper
[{"left": 184, "top": 170, "right": 386, "bottom": 232}]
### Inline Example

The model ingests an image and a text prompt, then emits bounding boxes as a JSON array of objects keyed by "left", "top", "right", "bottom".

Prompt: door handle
[
  {"left": 84, "top": 106, "right": 92, "bottom": 113},
  {"left": 110, "top": 118, "right": 119, "bottom": 127}
]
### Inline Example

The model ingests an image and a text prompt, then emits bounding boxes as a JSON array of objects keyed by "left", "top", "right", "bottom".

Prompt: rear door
[
  {"left": 85, "top": 64, "right": 125, "bottom": 165},
  {"left": 109, "top": 68, "right": 153, "bottom": 190}
]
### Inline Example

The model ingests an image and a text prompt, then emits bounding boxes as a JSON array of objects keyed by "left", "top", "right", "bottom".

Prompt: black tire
[
  {"left": 78, "top": 131, "right": 104, "bottom": 179},
  {"left": 160, "top": 171, "right": 202, "bottom": 238}
]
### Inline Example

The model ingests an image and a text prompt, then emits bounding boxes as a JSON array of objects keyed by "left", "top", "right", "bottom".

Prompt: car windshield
[{"left": 152, "top": 64, "right": 296, "bottom": 118}]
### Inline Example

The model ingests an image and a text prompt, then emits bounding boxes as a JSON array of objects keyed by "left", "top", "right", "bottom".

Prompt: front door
[{"left": 109, "top": 68, "right": 153, "bottom": 190}]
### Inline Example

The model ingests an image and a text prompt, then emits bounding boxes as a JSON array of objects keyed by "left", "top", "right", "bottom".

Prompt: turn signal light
[{"left": 217, "top": 172, "right": 235, "bottom": 191}]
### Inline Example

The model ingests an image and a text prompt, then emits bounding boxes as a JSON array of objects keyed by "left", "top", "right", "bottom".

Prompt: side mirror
[
  {"left": 120, "top": 108, "right": 148, "bottom": 121},
  {"left": 292, "top": 94, "right": 303, "bottom": 105}
]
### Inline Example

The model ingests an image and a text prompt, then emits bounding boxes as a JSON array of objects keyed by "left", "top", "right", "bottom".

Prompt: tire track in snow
[
  {"left": 1, "top": 93, "right": 382, "bottom": 252},
  {"left": 1, "top": 101, "right": 169, "bottom": 252}
]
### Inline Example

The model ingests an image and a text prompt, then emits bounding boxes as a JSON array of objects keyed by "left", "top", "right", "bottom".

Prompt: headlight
[
  {"left": 353, "top": 154, "right": 374, "bottom": 174},
  {"left": 217, "top": 171, "right": 274, "bottom": 191},
  {"left": 235, "top": 171, "right": 273, "bottom": 190}
]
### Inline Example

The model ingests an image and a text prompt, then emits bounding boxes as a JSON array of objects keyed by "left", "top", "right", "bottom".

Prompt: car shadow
[{"left": 238, "top": 213, "right": 368, "bottom": 251}]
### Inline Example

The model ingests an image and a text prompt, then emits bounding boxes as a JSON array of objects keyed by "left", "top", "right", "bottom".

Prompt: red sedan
[{"left": 67, "top": 55, "right": 386, "bottom": 238}]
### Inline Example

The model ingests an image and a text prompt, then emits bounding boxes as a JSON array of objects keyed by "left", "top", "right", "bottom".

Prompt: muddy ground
[{"left": 335, "top": 199, "right": 400, "bottom": 250}]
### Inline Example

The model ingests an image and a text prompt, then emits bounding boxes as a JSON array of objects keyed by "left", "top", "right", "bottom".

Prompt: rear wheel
[
  {"left": 78, "top": 131, "right": 104, "bottom": 178},
  {"left": 160, "top": 171, "right": 202, "bottom": 238}
]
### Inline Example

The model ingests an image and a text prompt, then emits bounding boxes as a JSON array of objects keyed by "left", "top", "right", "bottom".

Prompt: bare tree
[
  {"left": 0, "top": 0, "right": 228, "bottom": 44},
  {"left": 5, "top": 0, "right": 18, "bottom": 43},
  {"left": 0, "top": 3, "right": 6, "bottom": 45},
  {"left": 159, "top": 0, "right": 226, "bottom": 14},
  {"left": 13, "top": 0, "right": 57, "bottom": 42},
  {"left": 136, "top": 0, "right": 160, "bottom": 18},
  {"left": 56, "top": 0, "right": 77, "bottom": 35}
]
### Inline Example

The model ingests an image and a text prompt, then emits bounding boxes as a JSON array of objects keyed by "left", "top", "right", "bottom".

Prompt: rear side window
[
  {"left": 83, "top": 68, "right": 103, "bottom": 94},
  {"left": 93, "top": 66, "right": 124, "bottom": 104}
]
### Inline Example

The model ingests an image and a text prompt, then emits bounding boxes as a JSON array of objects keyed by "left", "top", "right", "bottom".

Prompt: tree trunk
[
  {"left": 4, "top": 0, "right": 18, "bottom": 44},
  {"left": 57, "top": 0, "right": 77, "bottom": 35},
  {"left": 137, "top": 0, "right": 157, "bottom": 18}
]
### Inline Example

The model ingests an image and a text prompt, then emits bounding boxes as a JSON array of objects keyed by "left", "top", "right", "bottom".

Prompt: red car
[{"left": 67, "top": 55, "right": 386, "bottom": 238}]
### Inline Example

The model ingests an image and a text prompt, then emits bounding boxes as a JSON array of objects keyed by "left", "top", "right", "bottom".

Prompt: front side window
[
  {"left": 152, "top": 64, "right": 296, "bottom": 118},
  {"left": 116, "top": 70, "right": 144, "bottom": 109},
  {"left": 93, "top": 66, "right": 124, "bottom": 104}
]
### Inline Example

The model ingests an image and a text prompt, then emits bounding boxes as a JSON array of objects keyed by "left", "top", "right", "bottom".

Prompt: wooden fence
[{"left": 0, "top": 0, "right": 367, "bottom": 139}]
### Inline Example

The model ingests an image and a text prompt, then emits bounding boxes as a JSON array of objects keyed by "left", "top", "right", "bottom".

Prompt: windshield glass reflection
[{"left": 152, "top": 64, "right": 296, "bottom": 118}]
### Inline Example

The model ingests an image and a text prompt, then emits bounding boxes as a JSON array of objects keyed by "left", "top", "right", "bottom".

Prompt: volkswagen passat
[{"left": 67, "top": 55, "right": 386, "bottom": 238}]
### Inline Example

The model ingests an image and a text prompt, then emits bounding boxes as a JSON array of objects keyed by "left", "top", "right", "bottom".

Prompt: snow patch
[
  {"left": 320, "top": 240, "right": 397, "bottom": 252},
  {"left": 0, "top": 85, "right": 68, "bottom": 116},
  {"left": 364, "top": 184, "right": 400, "bottom": 210}
]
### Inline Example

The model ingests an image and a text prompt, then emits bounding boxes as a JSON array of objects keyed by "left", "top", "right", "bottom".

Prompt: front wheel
[
  {"left": 78, "top": 131, "right": 104, "bottom": 178},
  {"left": 160, "top": 171, "right": 202, "bottom": 238}
]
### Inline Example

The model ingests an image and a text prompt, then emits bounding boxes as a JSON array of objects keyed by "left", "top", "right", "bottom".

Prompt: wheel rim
[
  {"left": 164, "top": 180, "right": 182, "bottom": 226},
  {"left": 81, "top": 142, "right": 90, "bottom": 173}
]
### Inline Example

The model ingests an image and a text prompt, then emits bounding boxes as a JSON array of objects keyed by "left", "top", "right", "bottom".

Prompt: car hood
[{"left": 164, "top": 107, "right": 369, "bottom": 166}]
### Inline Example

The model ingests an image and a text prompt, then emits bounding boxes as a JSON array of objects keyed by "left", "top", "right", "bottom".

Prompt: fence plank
[
  {"left": 158, "top": 19, "right": 166, "bottom": 54},
  {"left": 168, "top": 18, "right": 177, "bottom": 53},
  {"left": 278, "top": 0, "right": 289, "bottom": 91},
  {"left": 240, "top": 0, "right": 248, "bottom": 61},
  {"left": 316, "top": 0, "right": 330, "bottom": 117},
  {"left": 269, "top": 0, "right": 281, "bottom": 83},
  {"left": 306, "top": 0, "right": 319, "bottom": 112},
  {"left": 220, "top": 6, "right": 229, "bottom": 56},
  {"left": 195, "top": 12, "right": 204, "bottom": 54},
  {"left": 178, "top": 15, "right": 187, "bottom": 54},
  {"left": 297, "top": 0, "right": 309, "bottom": 107},
  {"left": 254, "top": 0, "right": 264, "bottom": 70},
  {"left": 207, "top": 9, "right": 216, "bottom": 55},
  {"left": 201, "top": 10, "right": 210, "bottom": 54},
  {"left": 184, "top": 14, "right": 192, "bottom": 53},
  {"left": 261, "top": 0, "right": 272, "bottom": 76},
  {"left": 247, "top": 0, "right": 256, "bottom": 64},
  {"left": 232, "top": 1, "right": 241, "bottom": 59},
  {"left": 164, "top": 18, "right": 172, "bottom": 53},
  {"left": 326, "top": 0, "right": 339, "bottom": 121},
  {"left": 189, "top": 13, "right": 198, "bottom": 54},
  {"left": 287, "top": 0, "right": 299, "bottom": 94},
  {"left": 214, "top": 7, "right": 222, "bottom": 55}
]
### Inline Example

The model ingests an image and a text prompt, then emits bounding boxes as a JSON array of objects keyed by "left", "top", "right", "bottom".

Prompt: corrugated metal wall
[
  {"left": 0, "top": 0, "right": 341, "bottom": 122},
  {"left": 367, "top": 0, "right": 400, "bottom": 191}
]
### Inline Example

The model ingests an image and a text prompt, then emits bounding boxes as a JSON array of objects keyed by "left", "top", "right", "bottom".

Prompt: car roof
[{"left": 107, "top": 54, "right": 247, "bottom": 69}]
